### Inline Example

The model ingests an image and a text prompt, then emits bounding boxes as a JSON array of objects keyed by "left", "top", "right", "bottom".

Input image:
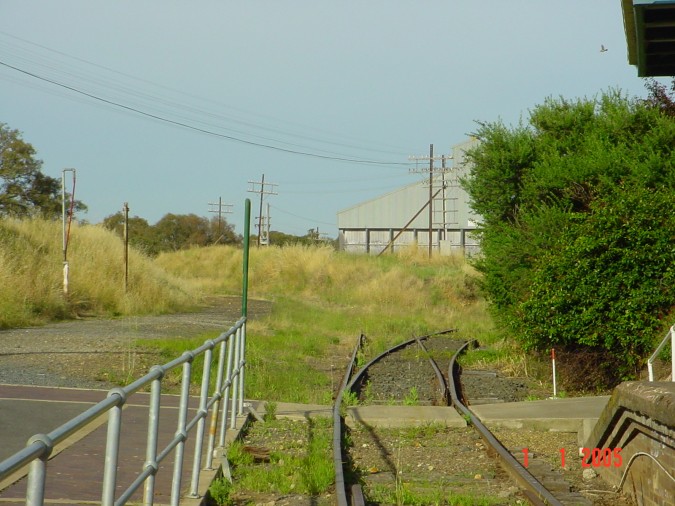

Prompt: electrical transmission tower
[
  {"left": 247, "top": 174, "right": 278, "bottom": 246},
  {"left": 208, "top": 197, "right": 233, "bottom": 243},
  {"left": 409, "top": 144, "right": 453, "bottom": 257}
]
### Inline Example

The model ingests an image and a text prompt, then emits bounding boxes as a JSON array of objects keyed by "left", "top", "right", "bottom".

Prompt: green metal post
[{"left": 242, "top": 199, "right": 251, "bottom": 318}]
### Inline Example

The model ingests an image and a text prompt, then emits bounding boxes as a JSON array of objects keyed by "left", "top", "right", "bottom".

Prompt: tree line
[
  {"left": 0, "top": 123, "right": 332, "bottom": 254},
  {"left": 101, "top": 211, "right": 241, "bottom": 256}
]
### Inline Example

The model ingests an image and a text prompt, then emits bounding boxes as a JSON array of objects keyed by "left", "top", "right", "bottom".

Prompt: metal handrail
[
  {"left": 0, "top": 316, "right": 247, "bottom": 506},
  {"left": 647, "top": 324, "right": 674, "bottom": 382}
]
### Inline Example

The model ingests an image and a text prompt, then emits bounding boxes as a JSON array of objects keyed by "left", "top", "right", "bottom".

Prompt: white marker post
[{"left": 551, "top": 348, "right": 557, "bottom": 398}]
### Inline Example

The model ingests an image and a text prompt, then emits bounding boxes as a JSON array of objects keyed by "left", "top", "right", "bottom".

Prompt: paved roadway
[{"left": 0, "top": 384, "right": 214, "bottom": 506}]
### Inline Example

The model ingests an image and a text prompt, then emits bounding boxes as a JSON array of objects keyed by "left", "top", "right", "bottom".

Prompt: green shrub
[{"left": 463, "top": 89, "right": 675, "bottom": 382}]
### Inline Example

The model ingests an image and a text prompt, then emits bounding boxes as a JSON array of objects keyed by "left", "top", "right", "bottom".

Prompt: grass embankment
[
  {"left": 1, "top": 218, "right": 523, "bottom": 402},
  {"left": 0, "top": 218, "right": 198, "bottom": 328},
  {"left": 153, "top": 243, "right": 508, "bottom": 404}
]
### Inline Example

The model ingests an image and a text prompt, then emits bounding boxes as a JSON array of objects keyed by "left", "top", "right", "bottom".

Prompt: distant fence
[
  {"left": 339, "top": 227, "right": 480, "bottom": 256},
  {"left": 0, "top": 317, "right": 248, "bottom": 506}
]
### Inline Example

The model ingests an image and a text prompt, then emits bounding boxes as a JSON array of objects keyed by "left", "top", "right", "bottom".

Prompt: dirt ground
[{"left": 0, "top": 296, "right": 271, "bottom": 389}]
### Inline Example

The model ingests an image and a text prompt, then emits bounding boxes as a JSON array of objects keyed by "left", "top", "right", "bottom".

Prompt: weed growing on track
[
  {"left": 403, "top": 386, "right": 419, "bottom": 406},
  {"left": 224, "top": 417, "right": 334, "bottom": 500}
]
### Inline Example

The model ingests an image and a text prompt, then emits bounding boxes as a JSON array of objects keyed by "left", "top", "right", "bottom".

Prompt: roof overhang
[{"left": 622, "top": 0, "right": 675, "bottom": 76}]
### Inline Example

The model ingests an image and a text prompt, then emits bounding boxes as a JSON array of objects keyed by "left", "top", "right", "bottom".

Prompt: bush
[{"left": 463, "top": 89, "right": 675, "bottom": 380}]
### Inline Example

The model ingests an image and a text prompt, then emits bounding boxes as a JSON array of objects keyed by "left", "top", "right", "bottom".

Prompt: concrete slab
[
  {"left": 252, "top": 401, "right": 333, "bottom": 421},
  {"left": 470, "top": 396, "right": 611, "bottom": 432},
  {"left": 346, "top": 405, "right": 467, "bottom": 429},
  {"left": 250, "top": 401, "right": 466, "bottom": 429}
]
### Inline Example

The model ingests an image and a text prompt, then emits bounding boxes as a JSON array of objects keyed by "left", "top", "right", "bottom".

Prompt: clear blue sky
[{"left": 0, "top": 1, "right": 665, "bottom": 238}]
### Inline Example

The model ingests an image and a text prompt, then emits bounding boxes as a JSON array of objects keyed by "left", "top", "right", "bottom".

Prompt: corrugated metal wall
[
  {"left": 336, "top": 183, "right": 430, "bottom": 230},
  {"left": 337, "top": 138, "right": 481, "bottom": 255}
]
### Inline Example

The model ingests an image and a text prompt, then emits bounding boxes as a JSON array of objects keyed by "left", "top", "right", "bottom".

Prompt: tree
[
  {"left": 102, "top": 212, "right": 160, "bottom": 256},
  {"left": 154, "top": 213, "right": 212, "bottom": 251},
  {"left": 643, "top": 77, "right": 675, "bottom": 117},
  {"left": 207, "top": 215, "right": 240, "bottom": 246},
  {"left": 462, "top": 89, "right": 675, "bottom": 380},
  {"left": 0, "top": 123, "right": 86, "bottom": 218},
  {"left": 102, "top": 211, "right": 242, "bottom": 256}
]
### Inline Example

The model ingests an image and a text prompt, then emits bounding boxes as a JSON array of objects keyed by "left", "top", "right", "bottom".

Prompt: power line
[
  {"left": 0, "top": 30, "right": 413, "bottom": 158},
  {"left": 0, "top": 59, "right": 412, "bottom": 167},
  {"left": 270, "top": 205, "right": 335, "bottom": 228}
]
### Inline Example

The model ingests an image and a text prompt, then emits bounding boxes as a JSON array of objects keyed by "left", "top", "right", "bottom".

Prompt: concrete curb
[{"left": 181, "top": 412, "right": 251, "bottom": 506}]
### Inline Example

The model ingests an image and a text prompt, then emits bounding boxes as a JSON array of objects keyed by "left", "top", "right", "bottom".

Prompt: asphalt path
[{"left": 0, "top": 384, "right": 207, "bottom": 505}]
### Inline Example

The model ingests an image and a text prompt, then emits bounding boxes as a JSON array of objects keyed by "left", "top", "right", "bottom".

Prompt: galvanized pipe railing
[
  {"left": 647, "top": 324, "right": 674, "bottom": 382},
  {"left": 0, "top": 316, "right": 247, "bottom": 506}
]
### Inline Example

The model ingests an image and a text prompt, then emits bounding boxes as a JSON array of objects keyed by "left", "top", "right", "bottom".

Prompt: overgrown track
[{"left": 333, "top": 333, "right": 564, "bottom": 506}]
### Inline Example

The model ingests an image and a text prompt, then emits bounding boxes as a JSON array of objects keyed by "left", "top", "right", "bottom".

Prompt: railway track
[{"left": 332, "top": 332, "right": 569, "bottom": 506}]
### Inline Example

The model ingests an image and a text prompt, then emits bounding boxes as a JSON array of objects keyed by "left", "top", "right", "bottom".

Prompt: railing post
[
  {"left": 143, "top": 367, "right": 163, "bottom": 506},
  {"left": 238, "top": 197, "right": 250, "bottom": 418},
  {"left": 648, "top": 359, "right": 655, "bottom": 382},
  {"left": 101, "top": 389, "right": 126, "bottom": 506},
  {"left": 206, "top": 338, "right": 228, "bottom": 469},
  {"left": 25, "top": 435, "right": 52, "bottom": 506},
  {"left": 242, "top": 199, "right": 250, "bottom": 320},
  {"left": 219, "top": 331, "right": 237, "bottom": 447},
  {"left": 171, "top": 354, "right": 193, "bottom": 506},
  {"left": 230, "top": 329, "right": 242, "bottom": 429},
  {"left": 188, "top": 344, "right": 213, "bottom": 497},
  {"left": 647, "top": 324, "right": 675, "bottom": 382},
  {"left": 238, "top": 322, "right": 247, "bottom": 415}
]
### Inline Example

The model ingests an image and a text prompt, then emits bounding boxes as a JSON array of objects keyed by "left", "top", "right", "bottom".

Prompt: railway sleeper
[{"left": 510, "top": 449, "right": 592, "bottom": 506}]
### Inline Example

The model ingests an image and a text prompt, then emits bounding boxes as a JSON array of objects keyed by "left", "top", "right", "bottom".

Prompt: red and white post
[{"left": 551, "top": 348, "right": 557, "bottom": 398}]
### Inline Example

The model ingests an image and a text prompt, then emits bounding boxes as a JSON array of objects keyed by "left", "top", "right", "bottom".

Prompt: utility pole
[
  {"left": 409, "top": 146, "right": 452, "bottom": 258},
  {"left": 428, "top": 144, "right": 433, "bottom": 258},
  {"left": 123, "top": 202, "right": 129, "bottom": 293},
  {"left": 264, "top": 203, "right": 271, "bottom": 245},
  {"left": 247, "top": 174, "right": 278, "bottom": 247},
  {"left": 208, "top": 197, "right": 233, "bottom": 243}
]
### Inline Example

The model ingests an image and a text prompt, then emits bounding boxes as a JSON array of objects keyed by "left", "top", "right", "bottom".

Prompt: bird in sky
[{"left": 600, "top": 44, "right": 608, "bottom": 52}]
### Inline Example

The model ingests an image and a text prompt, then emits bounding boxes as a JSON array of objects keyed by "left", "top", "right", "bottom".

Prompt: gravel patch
[{"left": 0, "top": 297, "right": 271, "bottom": 389}]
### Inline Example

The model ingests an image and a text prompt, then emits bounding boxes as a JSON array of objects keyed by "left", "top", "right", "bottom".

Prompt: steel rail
[
  {"left": 414, "top": 337, "right": 450, "bottom": 405},
  {"left": 447, "top": 340, "right": 563, "bottom": 506},
  {"left": 337, "top": 332, "right": 564, "bottom": 506},
  {"left": 335, "top": 330, "right": 458, "bottom": 505},
  {"left": 344, "top": 329, "right": 457, "bottom": 394},
  {"left": 333, "top": 334, "right": 365, "bottom": 506}
]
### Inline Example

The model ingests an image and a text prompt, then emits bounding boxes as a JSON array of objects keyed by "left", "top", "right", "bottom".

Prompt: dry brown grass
[
  {"left": 0, "top": 218, "right": 198, "bottom": 327},
  {"left": 156, "top": 243, "right": 497, "bottom": 348}
]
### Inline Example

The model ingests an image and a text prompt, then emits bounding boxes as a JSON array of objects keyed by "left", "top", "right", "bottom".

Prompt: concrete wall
[{"left": 583, "top": 381, "right": 674, "bottom": 506}]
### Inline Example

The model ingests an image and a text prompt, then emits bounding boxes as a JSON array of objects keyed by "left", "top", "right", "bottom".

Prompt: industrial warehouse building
[{"left": 337, "top": 138, "right": 481, "bottom": 255}]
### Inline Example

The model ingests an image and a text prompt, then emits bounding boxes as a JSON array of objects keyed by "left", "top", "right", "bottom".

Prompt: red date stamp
[{"left": 521, "top": 448, "right": 623, "bottom": 468}]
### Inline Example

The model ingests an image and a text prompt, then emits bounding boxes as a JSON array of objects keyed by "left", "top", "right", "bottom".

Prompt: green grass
[
  {"left": 368, "top": 482, "right": 510, "bottom": 506},
  {"left": 227, "top": 417, "right": 333, "bottom": 497},
  {"left": 207, "top": 477, "right": 234, "bottom": 506},
  {"left": 403, "top": 386, "right": 419, "bottom": 406}
]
